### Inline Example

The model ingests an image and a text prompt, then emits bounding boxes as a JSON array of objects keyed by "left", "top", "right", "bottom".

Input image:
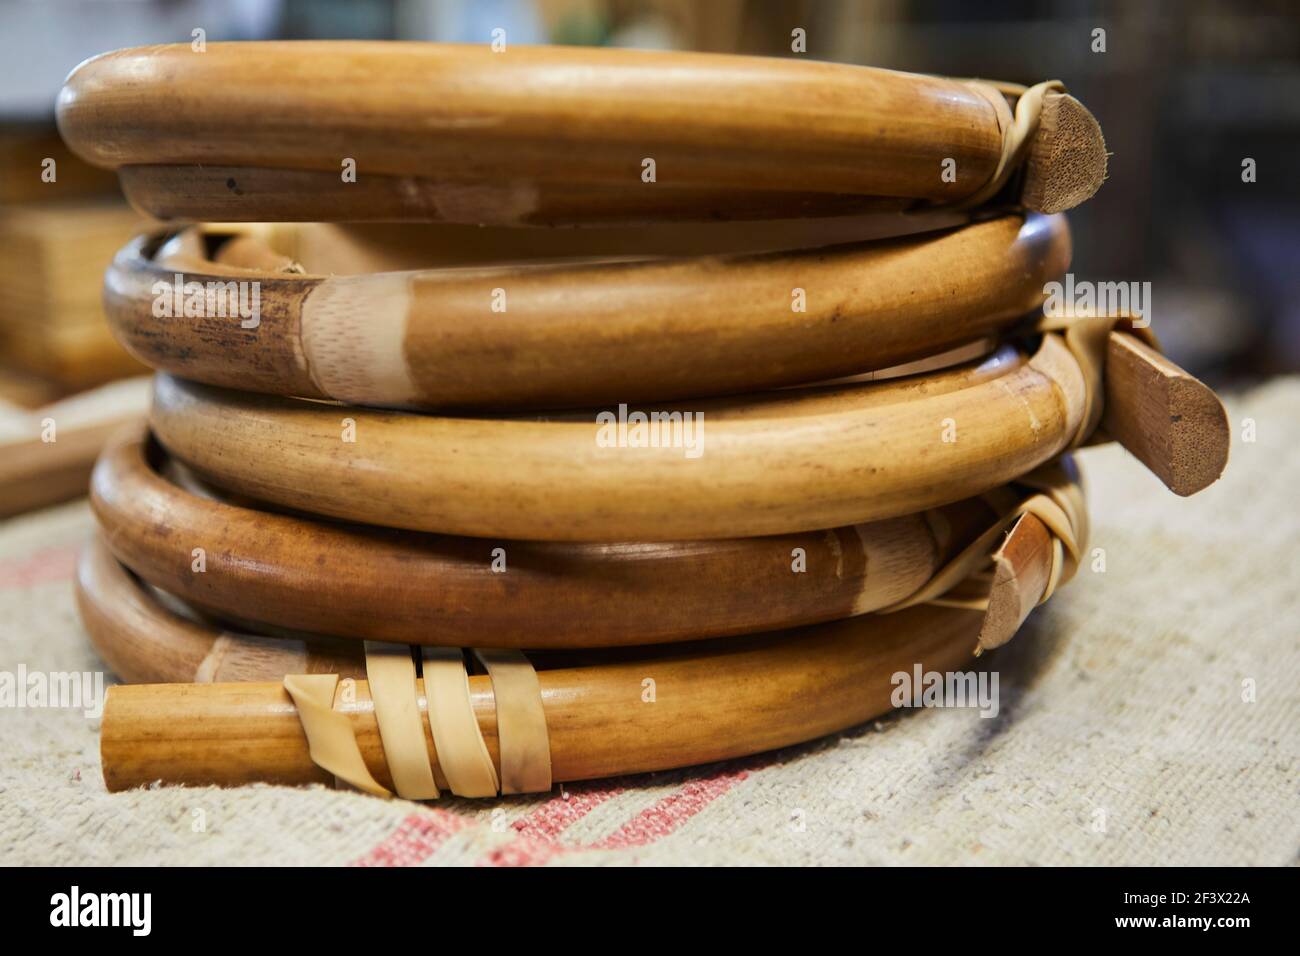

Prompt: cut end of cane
[
  {"left": 1102, "top": 332, "right": 1231, "bottom": 498},
  {"left": 1021, "top": 92, "right": 1108, "bottom": 214},
  {"left": 976, "top": 513, "right": 1054, "bottom": 652},
  {"left": 1162, "top": 376, "right": 1232, "bottom": 497}
]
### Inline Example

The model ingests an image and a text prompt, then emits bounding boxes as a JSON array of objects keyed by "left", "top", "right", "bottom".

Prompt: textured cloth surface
[{"left": 0, "top": 380, "right": 1296, "bottom": 866}]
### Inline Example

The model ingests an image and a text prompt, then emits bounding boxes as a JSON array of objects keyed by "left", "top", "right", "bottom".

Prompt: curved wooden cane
[
  {"left": 149, "top": 337, "right": 1089, "bottom": 541},
  {"left": 80, "top": 483, "right": 1066, "bottom": 686},
  {"left": 107, "top": 214, "right": 1068, "bottom": 410},
  {"left": 58, "top": 43, "right": 1106, "bottom": 225},
  {"left": 95, "top": 585, "right": 990, "bottom": 792},
  {"left": 76, "top": 536, "right": 366, "bottom": 684},
  {"left": 87, "top": 465, "right": 1075, "bottom": 792},
  {"left": 117, "top": 165, "right": 916, "bottom": 227},
  {"left": 92, "top": 432, "right": 1016, "bottom": 647},
  {"left": 171, "top": 215, "right": 974, "bottom": 272}
]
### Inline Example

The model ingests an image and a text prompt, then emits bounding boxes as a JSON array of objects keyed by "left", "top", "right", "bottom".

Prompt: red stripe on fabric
[
  {"left": 354, "top": 753, "right": 767, "bottom": 866},
  {"left": 479, "top": 834, "right": 568, "bottom": 868},
  {"left": 589, "top": 769, "right": 749, "bottom": 850},
  {"left": 476, "top": 783, "right": 626, "bottom": 867},
  {"left": 349, "top": 810, "right": 472, "bottom": 867},
  {"left": 511, "top": 783, "right": 625, "bottom": 839},
  {"left": 482, "top": 767, "right": 753, "bottom": 865},
  {"left": 0, "top": 543, "right": 81, "bottom": 591}
]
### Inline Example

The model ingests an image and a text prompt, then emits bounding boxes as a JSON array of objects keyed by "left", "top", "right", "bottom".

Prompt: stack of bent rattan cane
[{"left": 58, "top": 43, "right": 1229, "bottom": 799}]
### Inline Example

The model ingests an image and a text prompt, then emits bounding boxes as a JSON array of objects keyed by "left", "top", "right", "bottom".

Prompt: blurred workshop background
[{"left": 0, "top": 0, "right": 1296, "bottom": 508}]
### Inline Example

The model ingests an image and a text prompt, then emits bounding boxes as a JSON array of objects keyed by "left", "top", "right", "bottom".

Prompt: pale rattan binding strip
[{"left": 286, "top": 644, "right": 551, "bottom": 800}]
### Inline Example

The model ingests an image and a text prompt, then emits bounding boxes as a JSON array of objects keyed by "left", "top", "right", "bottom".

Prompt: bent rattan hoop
[
  {"left": 184, "top": 215, "right": 974, "bottom": 271},
  {"left": 58, "top": 43, "right": 1106, "bottom": 225},
  {"left": 107, "top": 213, "right": 1068, "bottom": 411},
  {"left": 77, "top": 536, "right": 367, "bottom": 685},
  {"left": 92, "top": 432, "right": 1021, "bottom": 648},
  {"left": 148, "top": 335, "right": 1087, "bottom": 541},
  {"left": 117, "top": 164, "right": 922, "bottom": 227},
  {"left": 89, "top": 546, "right": 1007, "bottom": 791}
]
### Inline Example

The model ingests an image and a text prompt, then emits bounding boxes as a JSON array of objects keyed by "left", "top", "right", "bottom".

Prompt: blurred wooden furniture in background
[{"left": 0, "top": 200, "right": 146, "bottom": 388}]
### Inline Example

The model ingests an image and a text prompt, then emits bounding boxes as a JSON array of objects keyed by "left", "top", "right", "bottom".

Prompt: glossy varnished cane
[
  {"left": 87, "top": 462, "right": 1080, "bottom": 791},
  {"left": 148, "top": 340, "right": 1089, "bottom": 541},
  {"left": 107, "top": 214, "right": 1069, "bottom": 410},
  {"left": 97, "top": 600, "right": 990, "bottom": 791},
  {"left": 92, "top": 433, "right": 1002, "bottom": 647},
  {"left": 58, "top": 43, "right": 1107, "bottom": 224},
  {"left": 76, "top": 536, "right": 365, "bottom": 684}
]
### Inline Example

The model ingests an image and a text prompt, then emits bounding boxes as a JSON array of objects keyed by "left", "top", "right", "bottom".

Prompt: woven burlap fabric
[{"left": 1, "top": 380, "right": 1296, "bottom": 866}]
